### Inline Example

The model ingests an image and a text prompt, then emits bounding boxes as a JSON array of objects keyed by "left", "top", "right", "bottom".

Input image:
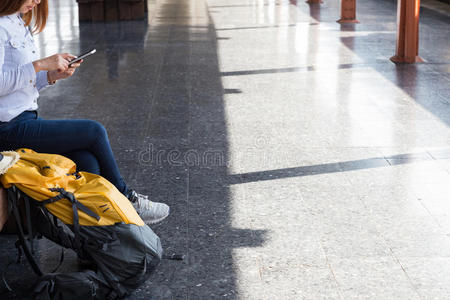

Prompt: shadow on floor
[{"left": 0, "top": 0, "right": 267, "bottom": 299}]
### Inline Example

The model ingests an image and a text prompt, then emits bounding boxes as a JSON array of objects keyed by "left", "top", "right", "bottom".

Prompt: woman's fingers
[
  {"left": 57, "top": 53, "right": 73, "bottom": 72},
  {"left": 58, "top": 55, "right": 70, "bottom": 72},
  {"left": 43, "top": 53, "right": 83, "bottom": 76},
  {"left": 61, "top": 53, "right": 77, "bottom": 60},
  {"left": 42, "top": 53, "right": 84, "bottom": 73},
  {"left": 63, "top": 67, "right": 76, "bottom": 77}
]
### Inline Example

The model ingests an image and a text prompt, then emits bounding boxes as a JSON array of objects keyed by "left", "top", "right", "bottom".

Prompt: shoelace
[
  {"left": 137, "top": 193, "right": 149, "bottom": 200},
  {"left": 134, "top": 194, "right": 153, "bottom": 210}
]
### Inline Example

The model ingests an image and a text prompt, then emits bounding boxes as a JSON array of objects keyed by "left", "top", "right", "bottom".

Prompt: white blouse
[{"left": 0, "top": 13, "right": 49, "bottom": 122}]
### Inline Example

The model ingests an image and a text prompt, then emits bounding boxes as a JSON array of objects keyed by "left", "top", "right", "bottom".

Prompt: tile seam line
[
  {"left": 321, "top": 244, "right": 346, "bottom": 300},
  {"left": 388, "top": 248, "right": 425, "bottom": 300}
]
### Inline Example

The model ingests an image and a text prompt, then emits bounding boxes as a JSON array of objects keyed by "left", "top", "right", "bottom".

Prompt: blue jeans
[{"left": 0, "top": 111, "right": 129, "bottom": 195}]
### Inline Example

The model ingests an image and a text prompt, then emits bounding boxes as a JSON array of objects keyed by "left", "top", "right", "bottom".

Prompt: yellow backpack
[{"left": 1, "top": 148, "right": 144, "bottom": 227}]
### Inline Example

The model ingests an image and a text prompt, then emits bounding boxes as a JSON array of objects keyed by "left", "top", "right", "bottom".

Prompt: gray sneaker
[{"left": 127, "top": 190, "right": 170, "bottom": 224}]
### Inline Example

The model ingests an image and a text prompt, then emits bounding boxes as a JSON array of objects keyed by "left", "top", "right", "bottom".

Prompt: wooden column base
[
  {"left": 337, "top": 18, "right": 359, "bottom": 23},
  {"left": 337, "top": 0, "right": 358, "bottom": 24},
  {"left": 390, "top": 55, "right": 424, "bottom": 64}
]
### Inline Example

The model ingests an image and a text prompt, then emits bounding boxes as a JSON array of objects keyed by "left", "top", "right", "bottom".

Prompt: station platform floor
[{"left": 1, "top": 0, "right": 450, "bottom": 299}]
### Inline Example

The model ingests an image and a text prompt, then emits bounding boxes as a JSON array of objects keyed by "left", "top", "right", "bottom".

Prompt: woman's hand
[
  {"left": 32, "top": 53, "right": 76, "bottom": 73},
  {"left": 47, "top": 60, "right": 83, "bottom": 82}
]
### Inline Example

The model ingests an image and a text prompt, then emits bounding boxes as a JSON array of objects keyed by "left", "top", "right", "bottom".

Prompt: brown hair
[{"left": 0, "top": 0, "right": 48, "bottom": 34}]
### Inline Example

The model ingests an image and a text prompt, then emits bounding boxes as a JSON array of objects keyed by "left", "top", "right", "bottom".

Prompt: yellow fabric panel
[{"left": 1, "top": 149, "right": 144, "bottom": 227}]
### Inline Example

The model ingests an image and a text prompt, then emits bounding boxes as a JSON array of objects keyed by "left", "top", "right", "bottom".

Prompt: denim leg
[
  {"left": 0, "top": 117, "right": 129, "bottom": 194},
  {"left": 64, "top": 150, "right": 101, "bottom": 175}
]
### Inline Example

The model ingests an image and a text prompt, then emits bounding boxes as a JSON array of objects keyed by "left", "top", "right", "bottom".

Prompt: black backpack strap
[
  {"left": 8, "top": 187, "right": 43, "bottom": 277},
  {"left": 0, "top": 200, "right": 16, "bottom": 297},
  {"left": 46, "top": 188, "right": 100, "bottom": 221},
  {"left": 37, "top": 205, "right": 74, "bottom": 250},
  {"left": 1, "top": 261, "right": 15, "bottom": 294},
  {"left": 66, "top": 171, "right": 82, "bottom": 180},
  {"left": 23, "top": 194, "right": 35, "bottom": 254},
  {"left": 41, "top": 188, "right": 100, "bottom": 256},
  {"left": 162, "top": 253, "right": 185, "bottom": 261},
  {"left": 71, "top": 199, "right": 81, "bottom": 252}
]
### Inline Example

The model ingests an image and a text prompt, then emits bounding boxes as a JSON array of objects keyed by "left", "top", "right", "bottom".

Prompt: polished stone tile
[
  {"left": 386, "top": 234, "right": 450, "bottom": 258},
  {"left": 330, "top": 257, "right": 421, "bottom": 300},
  {"left": 1, "top": 0, "right": 449, "bottom": 298},
  {"left": 320, "top": 230, "right": 391, "bottom": 259},
  {"left": 398, "top": 257, "right": 450, "bottom": 299},
  {"left": 374, "top": 215, "right": 443, "bottom": 241},
  {"left": 233, "top": 252, "right": 341, "bottom": 300}
]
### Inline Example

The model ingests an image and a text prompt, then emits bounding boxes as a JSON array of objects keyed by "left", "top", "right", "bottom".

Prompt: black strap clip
[{"left": 47, "top": 188, "right": 100, "bottom": 221}]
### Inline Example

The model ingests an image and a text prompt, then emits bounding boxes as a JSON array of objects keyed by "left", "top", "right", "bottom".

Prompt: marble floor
[{"left": 0, "top": 0, "right": 449, "bottom": 299}]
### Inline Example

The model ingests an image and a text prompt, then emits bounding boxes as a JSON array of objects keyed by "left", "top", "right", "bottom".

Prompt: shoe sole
[
  {"left": 144, "top": 208, "right": 170, "bottom": 225},
  {"left": 145, "top": 215, "right": 168, "bottom": 225}
]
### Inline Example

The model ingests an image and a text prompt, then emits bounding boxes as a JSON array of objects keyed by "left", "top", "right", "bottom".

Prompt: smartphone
[{"left": 69, "top": 49, "right": 96, "bottom": 66}]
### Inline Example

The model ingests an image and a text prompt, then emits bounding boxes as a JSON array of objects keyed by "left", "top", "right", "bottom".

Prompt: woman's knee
[{"left": 86, "top": 120, "right": 108, "bottom": 142}]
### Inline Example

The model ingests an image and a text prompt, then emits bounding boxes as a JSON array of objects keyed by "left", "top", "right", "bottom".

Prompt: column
[
  {"left": 337, "top": 0, "right": 358, "bottom": 23},
  {"left": 390, "top": 0, "right": 423, "bottom": 63}
]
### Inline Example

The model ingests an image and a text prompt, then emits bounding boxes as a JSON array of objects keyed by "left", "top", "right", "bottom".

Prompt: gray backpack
[{"left": 3, "top": 185, "right": 164, "bottom": 299}]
